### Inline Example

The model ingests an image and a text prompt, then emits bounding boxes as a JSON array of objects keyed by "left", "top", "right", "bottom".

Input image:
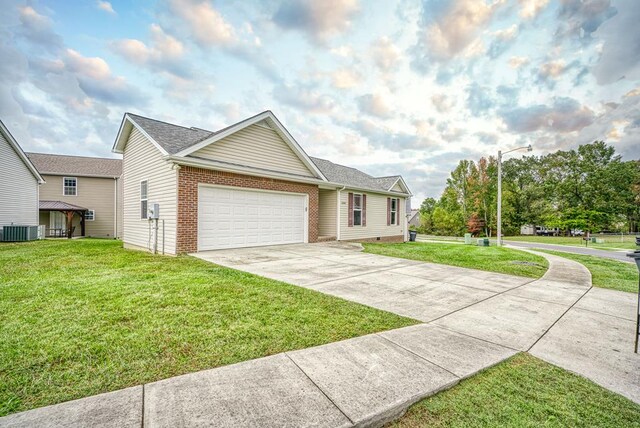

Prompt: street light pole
[{"left": 497, "top": 145, "right": 532, "bottom": 247}]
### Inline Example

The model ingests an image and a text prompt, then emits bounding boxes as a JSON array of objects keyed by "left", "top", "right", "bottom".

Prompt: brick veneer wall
[
  {"left": 344, "top": 235, "right": 405, "bottom": 243},
  {"left": 176, "top": 166, "right": 319, "bottom": 253}
]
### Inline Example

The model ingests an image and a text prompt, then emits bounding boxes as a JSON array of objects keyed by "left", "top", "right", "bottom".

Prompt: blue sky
[{"left": 1, "top": 0, "right": 638, "bottom": 205}]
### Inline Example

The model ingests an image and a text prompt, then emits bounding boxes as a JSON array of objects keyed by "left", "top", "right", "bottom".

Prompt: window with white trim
[
  {"left": 85, "top": 210, "right": 95, "bottom": 221},
  {"left": 140, "top": 180, "right": 148, "bottom": 219},
  {"left": 390, "top": 198, "right": 397, "bottom": 225},
  {"left": 353, "top": 193, "right": 362, "bottom": 226},
  {"left": 63, "top": 177, "right": 77, "bottom": 196}
]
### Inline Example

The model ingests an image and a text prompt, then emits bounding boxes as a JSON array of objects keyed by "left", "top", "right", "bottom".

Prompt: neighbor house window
[
  {"left": 63, "top": 177, "right": 77, "bottom": 196},
  {"left": 390, "top": 198, "right": 397, "bottom": 225},
  {"left": 353, "top": 193, "right": 362, "bottom": 226},
  {"left": 140, "top": 180, "right": 148, "bottom": 219},
  {"left": 85, "top": 210, "right": 95, "bottom": 221}
]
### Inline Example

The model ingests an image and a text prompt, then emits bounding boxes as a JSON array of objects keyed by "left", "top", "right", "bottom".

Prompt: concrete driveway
[{"left": 193, "top": 242, "right": 533, "bottom": 323}]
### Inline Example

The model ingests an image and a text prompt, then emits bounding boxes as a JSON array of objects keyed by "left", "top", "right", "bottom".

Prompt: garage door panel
[{"left": 198, "top": 186, "right": 306, "bottom": 251}]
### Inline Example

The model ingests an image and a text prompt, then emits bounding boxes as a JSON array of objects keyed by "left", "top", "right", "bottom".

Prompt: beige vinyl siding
[
  {"left": 192, "top": 124, "right": 316, "bottom": 177},
  {"left": 38, "top": 175, "right": 119, "bottom": 237},
  {"left": 318, "top": 189, "right": 337, "bottom": 237},
  {"left": 122, "top": 127, "right": 177, "bottom": 254},
  {"left": 390, "top": 182, "right": 404, "bottom": 192},
  {"left": 339, "top": 191, "right": 405, "bottom": 240},
  {"left": 0, "top": 132, "right": 39, "bottom": 226},
  {"left": 116, "top": 177, "right": 123, "bottom": 238}
]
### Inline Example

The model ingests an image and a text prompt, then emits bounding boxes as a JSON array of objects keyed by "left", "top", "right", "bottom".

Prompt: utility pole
[{"left": 497, "top": 145, "right": 532, "bottom": 247}]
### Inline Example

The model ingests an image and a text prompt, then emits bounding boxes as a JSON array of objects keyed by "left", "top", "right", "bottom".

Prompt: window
[
  {"left": 353, "top": 193, "right": 362, "bottom": 226},
  {"left": 63, "top": 177, "right": 77, "bottom": 196},
  {"left": 85, "top": 210, "right": 95, "bottom": 221},
  {"left": 140, "top": 180, "right": 148, "bottom": 219},
  {"left": 390, "top": 198, "right": 397, "bottom": 225}
]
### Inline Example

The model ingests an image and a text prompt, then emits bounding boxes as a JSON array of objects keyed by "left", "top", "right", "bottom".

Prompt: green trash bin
[
  {"left": 591, "top": 237, "right": 597, "bottom": 243},
  {"left": 477, "top": 238, "right": 490, "bottom": 247}
]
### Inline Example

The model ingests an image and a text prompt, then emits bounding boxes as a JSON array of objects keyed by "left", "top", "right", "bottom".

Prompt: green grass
[
  {"left": 0, "top": 239, "right": 416, "bottom": 416},
  {"left": 390, "top": 353, "right": 640, "bottom": 428},
  {"left": 363, "top": 242, "right": 548, "bottom": 278},
  {"left": 538, "top": 250, "right": 638, "bottom": 293},
  {"left": 504, "top": 235, "right": 637, "bottom": 250}
]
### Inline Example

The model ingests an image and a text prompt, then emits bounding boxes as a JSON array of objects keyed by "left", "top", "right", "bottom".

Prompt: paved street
[{"left": 505, "top": 240, "right": 634, "bottom": 263}]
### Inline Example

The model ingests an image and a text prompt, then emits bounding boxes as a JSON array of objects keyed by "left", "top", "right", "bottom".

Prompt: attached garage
[{"left": 197, "top": 185, "right": 308, "bottom": 251}]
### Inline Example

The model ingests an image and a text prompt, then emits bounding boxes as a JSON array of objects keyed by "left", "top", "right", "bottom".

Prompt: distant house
[
  {"left": 408, "top": 209, "right": 421, "bottom": 228},
  {"left": 26, "top": 153, "right": 122, "bottom": 238},
  {"left": 112, "top": 111, "right": 412, "bottom": 254},
  {"left": 0, "top": 121, "right": 44, "bottom": 229}
]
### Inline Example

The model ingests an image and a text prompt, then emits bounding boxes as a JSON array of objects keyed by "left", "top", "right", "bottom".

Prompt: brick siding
[
  {"left": 343, "top": 235, "right": 405, "bottom": 244},
  {"left": 176, "top": 166, "right": 319, "bottom": 253}
]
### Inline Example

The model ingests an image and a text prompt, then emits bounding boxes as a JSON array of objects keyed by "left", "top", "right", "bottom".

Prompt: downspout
[
  {"left": 336, "top": 186, "right": 346, "bottom": 241},
  {"left": 113, "top": 177, "right": 117, "bottom": 238}
]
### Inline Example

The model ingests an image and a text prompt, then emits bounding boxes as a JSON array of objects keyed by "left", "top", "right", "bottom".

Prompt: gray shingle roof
[
  {"left": 310, "top": 157, "right": 403, "bottom": 193},
  {"left": 26, "top": 153, "right": 122, "bottom": 177},
  {"left": 127, "top": 113, "right": 214, "bottom": 155}
]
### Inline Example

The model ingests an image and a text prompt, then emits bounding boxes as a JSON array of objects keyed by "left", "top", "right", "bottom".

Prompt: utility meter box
[{"left": 148, "top": 203, "right": 160, "bottom": 219}]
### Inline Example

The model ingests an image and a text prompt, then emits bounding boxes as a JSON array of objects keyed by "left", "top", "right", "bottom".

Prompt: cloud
[
  {"left": 64, "top": 49, "right": 144, "bottom": 104},
  {"left": 371, "top": 37, "right": 401, "bottom": 72},
  {"left": 17, "top": 6, "right": 63, "bottom": 50},
  {"left": 356, "top": 93, "right": 393, "bottom": 118},
  {"left": 508, "top": 56, "right": 530, "bottom": 68},
  {"left": 500, "top": 97, "right": 595, "bottom": 133},
  {"left": 519, "top": 0, "right": 549, "bottom": 19},
  {"left": 273, "top": 82, "right": 335, "bottom": 113},
  {"left": 168, "top": 0, "right": 235, "bottom": 47},
  {"left": 466, "top": 83, "right": 494, "bottom": 115},
  {"left": 431, "top": 93, "right": 453, "bottom": 113},
  {"left": 273, "top": 0, "right": 359, "bottom": 43},
  {"left": 591, "top": 0, "right": 640, "bottom": 84},
  {"left": 330, "top": 68, "right": 361, "bottom": 89},
  {"left": 487, "top": 24, "right": 518, "bottom": 58},
  {"left": 96, "top": 1, "right": 116, "bottom": 15},
  {"left": 555, "top": 0, "right": 617, "bottom": 44},
  {"left": 112, "top": 24, "right": 189, "bottom": 77},
  {"left": 538, "top": 60, "right": 566, "bottom": 79},
  {"left": 412, "top": 0, "right": 504, "bottom": 67}
]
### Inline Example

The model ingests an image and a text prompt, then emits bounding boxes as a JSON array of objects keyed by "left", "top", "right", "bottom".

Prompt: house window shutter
[
  {"left": 387, "top": 197, "right": 391, "bottom": 226},
  {"left": 362, "top": 194, "right": 367, "bottom": 227},
  {"left": 396, "top": 198, "right": 400, "bottom": 225},
  {"left": 348, "top": 192, "right": 354, "bottom": 227}
]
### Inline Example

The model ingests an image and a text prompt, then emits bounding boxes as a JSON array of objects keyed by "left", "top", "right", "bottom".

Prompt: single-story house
[
  {"left": 408, "top": 209, "right": 421, "bottom": 228},
  {"left": 26, "top": 153, "right": 123, "bottom": 238},
  {"left": 113, "top": 111, "right": 412, "bottom": 255},
  {"left": 0, "top": 120, "right": 44, "bottom": 231}
]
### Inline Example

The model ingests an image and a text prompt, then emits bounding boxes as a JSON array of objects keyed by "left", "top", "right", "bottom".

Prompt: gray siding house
[{"left": 0, "top": 121, "right": 44, "bottom": 229}]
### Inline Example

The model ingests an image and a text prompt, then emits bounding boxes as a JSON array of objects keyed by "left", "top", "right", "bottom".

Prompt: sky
[{"left": 1, "top": 0, "right": 639, "bottom": 206}]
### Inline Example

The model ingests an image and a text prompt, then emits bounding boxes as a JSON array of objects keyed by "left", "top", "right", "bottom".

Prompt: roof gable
[
  {"left": 0, "top": 120, "right": 44, "bottom": 183},
  {"left": 191, "top": 123, "right": 319, "bottom": 178}
]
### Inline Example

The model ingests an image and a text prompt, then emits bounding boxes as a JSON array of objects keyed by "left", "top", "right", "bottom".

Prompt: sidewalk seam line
[
  {"left": 140, "top": 384, "right": 145, "bottom": 428},
  {"left": 527, "top": 285, "right": 593, "bottom": 352},
  {"left": 569, "top": 305, "right": 636, "bottom": 323},
  {"left": 376, "top": 334, "right": 460, "bottom": 379},
  {"left": 284, "top": 353, "right": 355, "bottom": 426},
  {"left": 429, "top": 324, "right": 521, "bottom": 352}
]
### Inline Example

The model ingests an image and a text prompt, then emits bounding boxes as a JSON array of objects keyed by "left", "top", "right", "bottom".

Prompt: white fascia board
[
  {"left": 0, "top": 121, "right": 45, "bottom": 183},
  {"left": 112, "top": 114, "right": 169, "bottom": 156},
  {"left": 388, "top": 176, "right": 412, "bottom": 196}
]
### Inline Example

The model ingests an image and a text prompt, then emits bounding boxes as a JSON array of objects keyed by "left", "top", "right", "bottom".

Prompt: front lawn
[
  {"left": 363, "top": 242, "right": 548, "bottom": 278},
  {"left": 390, "top": 353, "right": 640, "bottom": 427},
  {"left": 0, "top": 239, "right": 416, "bottom": 416},
  {"left": 504, "top": 235, "right": 637, "bottom": 250},
  {"left": 539, "top": 250, "right": 638, "bottom": 293}
]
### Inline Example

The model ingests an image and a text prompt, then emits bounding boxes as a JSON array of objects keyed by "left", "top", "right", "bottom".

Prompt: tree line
[{"left": 417, "top": 141, "right": 640, "bottom": 236}]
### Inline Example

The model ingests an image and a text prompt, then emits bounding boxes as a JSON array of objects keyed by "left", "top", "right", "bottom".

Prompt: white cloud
[
  {"left": 431, "top": 94, "right": 453, "bottom": 113},
  {"left": 518, "top": 0, "right": 549, "bottom": 19},
  {"left": 508, "top": 56, "right": 530, "bottom": 69},
  {"left": 538, "top": 60, "right": 566, "bottom": 79},
  {"left": 168, "top": 0, "right": 235, "bottom": 47},
  {"left": 331, "top": 68, "right": 361, "bottom": 89},
  {"left": 274, "top": 0, "right": 359, "bottom": 43},
  {"left": 96, "top": 1, "right": 116, "bottom": 15},
  {"left": 356, "top": 93, "right": 393, "bottom": 118},
  {"left": 371, "top": 37, "right": 401, "bottom": 72}
]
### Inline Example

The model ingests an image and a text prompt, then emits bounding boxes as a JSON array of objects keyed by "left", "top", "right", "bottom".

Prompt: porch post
[
  {"left": 65, "top": 211, "right": 74, "bottom": 239},
  {"left": 80, "top": 211, "right": 86, "bottom": 237}
]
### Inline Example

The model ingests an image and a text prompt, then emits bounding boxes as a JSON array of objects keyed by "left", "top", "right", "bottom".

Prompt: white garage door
[{"left": 198, "top": 186, "right": 307, "bottom": 251}]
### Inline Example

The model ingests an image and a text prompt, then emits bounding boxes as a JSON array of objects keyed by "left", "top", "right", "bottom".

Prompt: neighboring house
[
  {"left": 408, "top": 209, "right": 421, "bottom": 228},
  {"left": 112, "top": 111, "right": 412, "bottom": 255},
  {"left": 26, "top": 153, "right": 123, "bottom": 238},
  {"left": 0, "top": 121, "right": 44, "bottom": 230}
]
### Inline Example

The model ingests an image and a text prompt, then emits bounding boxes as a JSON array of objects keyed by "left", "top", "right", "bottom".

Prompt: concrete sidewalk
[{"left": 2, "top": 244, "right": 638, "bottom": 427}]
